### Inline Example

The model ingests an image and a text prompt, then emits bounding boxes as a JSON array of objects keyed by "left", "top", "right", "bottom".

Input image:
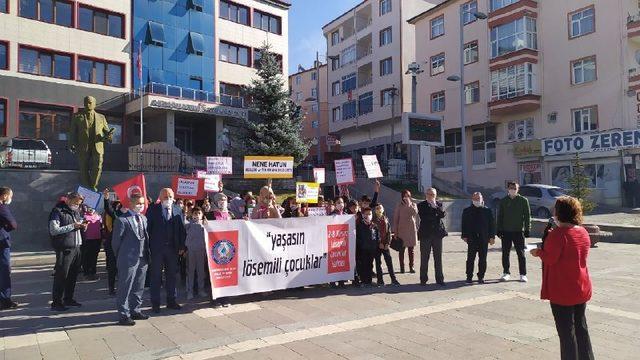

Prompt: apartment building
[
  {"left": 0, "top": 0, "right": 131, "bottom": 166},
  {"left": 322, "top": 0, "right": 438, "bottom": 171},
  {"left": 289, "top": 62, "right": 335, "bottom": 164},
  {"left": 409, "top": 0, "right": 640, "bottom": 207}
]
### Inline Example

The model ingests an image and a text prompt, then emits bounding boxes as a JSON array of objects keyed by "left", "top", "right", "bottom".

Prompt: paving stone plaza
[{"left": 1, "top": 235, "right": 638, "bottom": 360}]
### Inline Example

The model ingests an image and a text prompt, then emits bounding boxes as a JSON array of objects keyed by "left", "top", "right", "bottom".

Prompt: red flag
[
  {"left": 113, "top": 174, "right": 148, "bottom": 213},
  {"left": 137, "top": 40, "right": 142, "bottom": 82},
  {"left": 347, "top": 90, "right": 352, "bottom": 101}
]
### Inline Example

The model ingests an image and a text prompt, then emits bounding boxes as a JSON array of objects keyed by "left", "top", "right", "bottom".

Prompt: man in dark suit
[
  {"left": 146, "top": 188, "right": 186, "bottom": 313},
  {"left": 417, "top": 188, "right": 447, "bottom": 286},
  {"left": 0, "top": 187, "right": 18, "bottom": 310},
  {"left": 461, "top": 192, "right": 495, "bottom": 284},
  {"left": 112, "top": 193, "right": 149, "bottom": 326}
]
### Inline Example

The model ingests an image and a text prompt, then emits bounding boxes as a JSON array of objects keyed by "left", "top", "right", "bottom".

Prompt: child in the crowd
[
  {"left": 212, "top": 193, "right": 232, "bottom": 220},
  {"left": 184, "top": 207, "right": 208, "bottom": 300},
  {"left": 332, "top": 198, "right": 345, "bottom": 215},
  {"left": 373, "top": 204, "right": 400, "bottom": 286},
  {"left": 355, "top": 208, "right": 379, "bottom": 287},
  {"left": 81, "top": 206, "right": 103, "bottom": 281},
  {"left": 282, "top": 196, "right": 302, "bottom": 218},
  {"left": 325, "top": 200, "right": 335, "bottom": 215}
]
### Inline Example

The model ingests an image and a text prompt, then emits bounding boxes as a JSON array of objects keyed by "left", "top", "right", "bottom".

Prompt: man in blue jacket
[
  {"left": 0, "top": 187, "right": 18, "bottom": 310},
  {"left": 146, "top": 188, "right": 186, "bottom": 313}
]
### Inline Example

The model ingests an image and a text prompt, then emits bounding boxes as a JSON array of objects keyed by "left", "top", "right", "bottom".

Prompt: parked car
[
  {"left": 491, "top": 184, "right": 567, "bottom": 218},
  {"left": 0, "top": 138, "right": 52, "bottom": 169}
]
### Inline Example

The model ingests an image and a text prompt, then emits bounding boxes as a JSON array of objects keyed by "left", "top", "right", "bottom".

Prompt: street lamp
[
  {"left": 406, "top": 62, "right": 431, "bottom": 192},
  {"left": 447, "top": 9, "right": 487, "bottom": 194}
]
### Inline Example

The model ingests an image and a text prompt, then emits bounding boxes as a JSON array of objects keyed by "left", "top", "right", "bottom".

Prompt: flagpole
[{"left": 139, "top": 40, "right": 143, "bottom": 150}]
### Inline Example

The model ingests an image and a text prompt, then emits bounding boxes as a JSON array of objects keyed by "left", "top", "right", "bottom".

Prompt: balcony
[
  {"left": 356, "top": 34, "right": 373, "bottom": 61},
  {"left": 488, "top": 94, "right": 541, "bottom": 115},
  {"left": 488, "top": 0, "right": 538, "bottom": 25},
  {"left": 628, "top": 12, "right": 640, "bottom": 42},
  {"left": 144, "top": 82, "right": 245, "bottom": 108},
  {"left": 341, "top": 17, "right": 355, "bottom": 41},
  {"left": 629, "top": 68, "right": 640, "bottom": 91},
  {"left": 355, "top": 4, "right": 372, "bottom": 33},
  {"left": 357, "top": 63, "right": 373, "bottom": 88}
]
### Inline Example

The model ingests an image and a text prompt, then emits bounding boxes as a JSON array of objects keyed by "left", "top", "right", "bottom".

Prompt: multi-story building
[
  {"left": 409, "top": 0, "right": 640, "bottom": 207},
  {"left": 0, "top": 0, "right": 290, "bottom": 170},
  {"left": 322, "top": 0, "right": 437, "bottom": 171},
  {"left": 0, "top": 0, "right": 131, "bottom": 167},
  {"left": 289, "top": 62, "right": 334, "bottom": 165}
]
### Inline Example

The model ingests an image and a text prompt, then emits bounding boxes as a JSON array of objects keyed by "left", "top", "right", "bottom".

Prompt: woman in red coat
[{"left": 531, "top": 196, "right": 593, "bottom": 360}]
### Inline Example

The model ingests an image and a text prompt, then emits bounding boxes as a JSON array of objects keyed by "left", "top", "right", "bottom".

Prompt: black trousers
[
  {"left": 104, "top": 239, "right": 117, "bottom": 291},
  {"left": 52, "top": 247, "right": 81, "bottom": 304},
  {"left": 501, "top": 231, "right": 527, "bottom": 276},
  {"left": 550, "top": 303, "right": 594, "bottom": 360},
  {"left": 81, "top": 238, "right": 101, "bottom": 275},
  {"left": 356, "top": 249, "right": 374, "bottom": 284},
  {"left": 375, "top": 248, "right": 397, "bottom": 283},
  {"left": 466, "top": 238, "right": 489, "bottom": 279},
  {"left": 420, "top": 236, "right": 444, "bottom": 283}
]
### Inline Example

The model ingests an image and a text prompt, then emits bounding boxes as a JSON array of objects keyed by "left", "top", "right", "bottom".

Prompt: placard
[
  {"left": 307, "top": 207, "right": 327, "bottom": 217},
  {"left": 204, "top": 174, "right": 222, "bottom": 192},
  {"left": 77, "top": 186, "right": 102, "bottom": 210},
  {"left": 244, "top": 156, "right": 294, "bottom": 179},
  {"left": 206, "top": 156, "right": 233, "bottom": 174},
  {"left": 296, "top": 182, "right": 320, "bottom": 204},
  {"left": 334, "top": 159, "right": 355, "bottom": 185},
  {"left": 362, "top": 155, "right": 383, "bottom": 178},
  {"left": 313, "top": 168, "right": 325, "bottom": 184},
  {"left": 171, "top": 176, "right": 204, "bottom": 200}
]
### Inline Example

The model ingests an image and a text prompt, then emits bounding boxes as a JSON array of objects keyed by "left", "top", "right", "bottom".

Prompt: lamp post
[
  {"left": 405, "top": 62, "right": 428, "bottom": 191},
  {"left": 447, "top": 9, "right": 487, "bottom": 194}
]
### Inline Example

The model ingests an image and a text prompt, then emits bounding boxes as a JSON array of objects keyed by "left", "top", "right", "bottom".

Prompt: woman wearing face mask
[
  {"left": 81, "top": 207, "right": 103, "bottom": 281},
  {"left": 373, "top": 204, "right": 400, "bottom": 286},
  {"left": 0, "top": 187, "right": 18, "bottom": 310},
  {"left": 184, "top": 207, "right": 208, "bottom": 300},
  {"left": 229, "top": 195, "right": 246, "bottom": 220},
  {"left": 212, "top": 193, "right": 232, "bottom": 220},
  {"left": 250, "top": 186, "right": 282, "bottom": 219},
  {"left": 331, "top": 198, "right": 346, "bottom": 215},
  {"left": 282, "top": 196, "right": 302, "bottom": 218},
  {"left": 392, "top": 190, "right": 418, "bottom": 274}
]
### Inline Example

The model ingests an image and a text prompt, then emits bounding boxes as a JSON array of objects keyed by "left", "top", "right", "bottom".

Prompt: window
[
  {"left": 573, "top": 106, "right": 598, "bottom": 133},
  {"left": 331, "top": 31, "right": 340, "bottom": 46},
  {"left": 332, "top": 107, "right": 341, "bottom": 122},
  {"left": 219, "top": 1, "right": 249, "bottom": 25},
  {"left": 0, "top": 99, "right": 6, "bottom": 137},
  {"left": 571, "top": 56, "right": 596, "bottom": 85},
  {"left": 490, "top": 17, "right": 537, "bottom": 58},
  {"left": 507, "top": 118, "right": 534, "bottom": 141},
  {"left": 342, "top": 73, "right": 356, "bottom": 93},
  {"left": 18, "top": 102, "right": 72, "bottom": 141},
  {"left": 189, "top": 77, "right": 203, "bottom": 90},
  {"left": 435, "top": 131, "right": 462, "bottom": 168},
  {"left": 379, "top": 0, "right": 391, "bottom": 16},
  {"left": 464, "top": 82, "right": 480, "bottom": 104},
  {"left": 462, "top": 1, "right": 478, "bottom": 25},
  {"left": 463, "top": 41, "right": 478, "bottom": 64},
  {"left": 0, "top": 42, "right": 7, "bottom": 70},
  {"left": 253, "top": 10, "right": 281, "bottom": 35},
  {"left": 311, "top": 72, "right": 317, "bottom": 81},
  {"left": 188, "top": 0, "right": 204, "bottom": 11},
  {"left": 18, "top": 46, "right": 71, "bottom": 79},
  {"left": 490, "top": 63, "right": 536, "bottom": 101},
  {"left": 296, "top": 92, "right": 303, "bottom": 101},
  {"left": 341, "top": 45, "right": 356, "bottom": 66},
  {"left": 331, "top": 56, "right": 340, "bottom": 70},
  {"left": 252, "top": 49, "right": 282, "bottom": 71},
  {"left": 430, "top": 53, "right": 445, "bottom": 75},
  {"left": 332, "top": 81, "right": 340, "bottom": 96},
  {"left": 342, "top": 100, "right": 357, "bottom": 120},
  {"left": 77, "top": 57, "right": 124, "bottom": 87},
  {"left": 431, "top": 16, "right": 444, "bottom": 39},
  {"left": 311, "top": 88, "right": 317, "bottom": 98},
  {"left": 569, "top": 6, "right": 594, "bottom": 38},
  {"left": 188, "top": 32, "right": 205, "bottom": 55},
  {"left": 219, "top": 41, "right": 250, "bottom": 66},
  {"left": 381, "top": 88, "right": 395, "bottom": 106},
  {"left": 1, "top": 0, "right": 7, "bottom": 13},
  {"left": 220, "top": 82, "right": 242, "bottom": 97},
  {"left": 295, "top": 75, "right": 302, "bottom": 85},
  {"left": 490, "top": 0, "right": 517, "bottom": 12},
  {"left": 379, "top": 27, "right": 392, "bottom": 46},
  {"left": 147, "top": 21, "right": 166, "bottom": 46},
  {"left": 358, "top": 92, "right": 373, "bottom": 115},
  {"left": 77, "top": 5, "right": 123, "bottom": 37},
  {"left": 431, "top": 91, "right": 445, "bottom": 112},
  {"left": 19, "top": 0, "right": 73, "bottom": 26},
  {"left": 380, "top": 57, "right": 392, "bottom": 76},
  {"left": 311, "top": 103, "right": 318, "bottom": 112},
  {"left": 472, "top": 125, "right": 496, "bottom": 166}
]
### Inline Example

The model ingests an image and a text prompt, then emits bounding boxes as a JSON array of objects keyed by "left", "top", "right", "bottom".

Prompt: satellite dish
[{"left": 635, "top": 50, "right": 640, "bottom": 65}]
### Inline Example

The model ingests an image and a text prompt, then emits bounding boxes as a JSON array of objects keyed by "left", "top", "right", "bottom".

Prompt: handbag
[{"left": 390, "top": 235, "right": 404, "bottom": 252}]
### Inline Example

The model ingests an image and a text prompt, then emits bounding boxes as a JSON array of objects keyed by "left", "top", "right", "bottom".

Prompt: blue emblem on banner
[{"left": 212, "top": 239, "right": 235, "bottom": 265}]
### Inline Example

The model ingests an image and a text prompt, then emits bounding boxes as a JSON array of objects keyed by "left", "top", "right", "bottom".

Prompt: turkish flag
[{"left": 113, "top": 174, "right": 148, "bottom": 213}]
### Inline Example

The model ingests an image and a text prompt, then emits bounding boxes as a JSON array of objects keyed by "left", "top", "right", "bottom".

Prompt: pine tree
[
  {"left": 567, "top": 153, "right": 596, "bottom": 214},
  {"left": 234, "top": 43, "right": 310, "bottom": 166}
]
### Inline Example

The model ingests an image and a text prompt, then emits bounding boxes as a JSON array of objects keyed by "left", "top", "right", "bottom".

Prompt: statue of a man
[{"left": 68, "top": 96, "right": 113, "bottom": 191}]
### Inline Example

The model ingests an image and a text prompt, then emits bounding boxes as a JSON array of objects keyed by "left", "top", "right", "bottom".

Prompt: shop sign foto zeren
[{"left": 542, "top": 129, "right": 640, "bottom": 156}]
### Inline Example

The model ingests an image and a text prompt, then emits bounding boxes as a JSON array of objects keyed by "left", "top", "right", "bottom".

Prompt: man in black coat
[
  {"left": 355, "top": 208, "right": 379, "bottom": 286},
  {"left": 417, "top": 188, "right": 447, "bottom": 286},
  {"left": 461, "top": 192, "right": 495, "bottom": 284}
]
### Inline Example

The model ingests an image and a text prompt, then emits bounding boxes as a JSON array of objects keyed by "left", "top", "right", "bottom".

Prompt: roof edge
[{"left": 407, "top": 0, "right": 455, "bottom": 25}]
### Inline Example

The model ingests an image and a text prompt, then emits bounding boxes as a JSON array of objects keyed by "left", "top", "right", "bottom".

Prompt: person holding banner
[
  {"left": 373, "top": 204, "right": 400, "bottom": 286},
  {"left": 147, "top": 188, "right": 186, "bottom": 313},
  {"left": 184, "top": 207, "right": 208, "bottom": 300},
  {"left": 356, "top": 208, "right": 380, "bottom": 286},
  {"left": 112, "top": 193, "right": 150, "bottom": 326},
  {"left": 393, "top": 190, "right": 418, "bottom": 274},
  {"left": 417, "top": 188, "right": 447, "bottom": 286},
  {"left": 251, "top": 186, "right": 282, "bottom": 220}
]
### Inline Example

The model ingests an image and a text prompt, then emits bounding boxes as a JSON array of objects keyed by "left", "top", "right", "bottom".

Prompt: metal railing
[
  {"left": 128, "top": 147, "right": 209, "bottom": 173},
  {"left": 356, "top": 47, "right": 372, "bottom": 61},
  {"left": 358, "top": 76, "right": 373, "bottom": 88},
  {"left": 144, "top": 82, "right": 245, "bottom": 108}
]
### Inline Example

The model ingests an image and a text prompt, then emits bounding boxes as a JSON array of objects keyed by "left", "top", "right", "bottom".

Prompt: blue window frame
[
  {"left": 147, "top": 21, "right": 165, "bottom": 46},
  {"left": 0, "top": 0, "right": 7, "bottom": 13},
  {"left": 358, "top": 92, "right": 373, "bottom": 115},
  {"left": 342, "top": 100, "right": 357, "bottom": 120},
  {"left": 342, "top": 73, "right": 356, "bottom": 93},
  {"left": 19, "top": 0, "right": 72, "bottom": 26},
  {"left": 189, "top": 32, "right": 204, "bottom": 55},
  {"left": 189, "top": 0, "right": 204, "bottom": 11},
  {"left": 0, "top": 42, "right": 7, "bottom": 70},
  {"left": 18, "top": 46, "right": 71, "bottom": 79}
]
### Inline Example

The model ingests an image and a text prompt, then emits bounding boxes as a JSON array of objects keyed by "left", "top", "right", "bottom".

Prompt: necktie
[
  {"left": 164, "top": 207, "right": 170, "bottom": 220},
  {"left": 135, "top": 215, "right": 145, "bottom": 239}
]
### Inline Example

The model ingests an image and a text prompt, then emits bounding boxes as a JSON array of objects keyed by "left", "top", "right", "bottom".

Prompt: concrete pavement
[{"left": 1, "top": 234, "right": 639, "bottom": 359}]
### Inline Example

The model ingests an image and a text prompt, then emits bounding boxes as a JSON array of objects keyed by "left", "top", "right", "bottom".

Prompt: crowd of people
[{"left": 0, "top": 181, "right": 595, "bottom": 358}]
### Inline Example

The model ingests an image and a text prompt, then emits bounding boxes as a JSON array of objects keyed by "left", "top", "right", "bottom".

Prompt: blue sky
[{"left": 288, "top": 0, "right": 362, "bottom": 74}]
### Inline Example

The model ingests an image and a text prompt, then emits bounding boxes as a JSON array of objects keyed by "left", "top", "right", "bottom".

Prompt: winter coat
[{"left": 392, "top": 200, "right": 418, "bottom": 247}]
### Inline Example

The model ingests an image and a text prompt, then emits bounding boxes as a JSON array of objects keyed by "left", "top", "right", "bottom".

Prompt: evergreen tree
[
  {"left": 234, "top": 43, "right": 310, "bottom": 166},
  {"left": 567, "top": 153, "right": 596, "bottom": 214}
]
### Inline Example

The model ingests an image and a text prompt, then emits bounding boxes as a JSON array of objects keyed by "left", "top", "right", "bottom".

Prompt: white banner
[
  {"left": 207, "top": 156, "right": 233, "bottom": 175},
  {"left": 362, "top": 155, "right": 383, "bottom": 178},
  {"left": 313, "top": 168, "right": 325, "bottom": 184},
  {"left": 334, "top": 159, "right": 355, "bottom": 185},
  {"left": 205, "top": 215, "right": 356, "bottom": 298}
]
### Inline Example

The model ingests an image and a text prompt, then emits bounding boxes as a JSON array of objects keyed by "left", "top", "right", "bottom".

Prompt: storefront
[{"left": 513, "top": 140, "right": 543, "bottom": 186}]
